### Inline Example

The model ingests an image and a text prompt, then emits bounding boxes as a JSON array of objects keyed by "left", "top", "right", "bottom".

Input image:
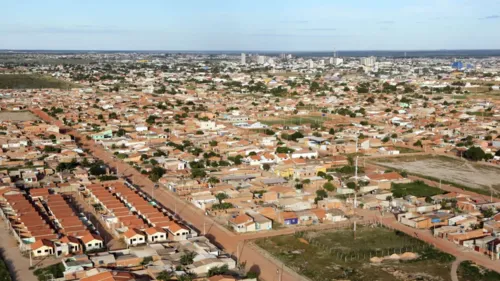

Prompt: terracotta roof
[
  {"left": 230, "top": 214, "right": 252, "bottom": 225},
  {"left": 31, "top": 239, "right": 53, "bottom": 250},
  {"left": 368, "top": 172, "right": 404, "bottom": 181},
  {"left": 80, "top": 272, "right": 115, "bottom": 281},
  {"left": 144, "top": 227, "right": 165, "bottom": 235},
  {"left": 281, "top": 211, "right": 297, "bottom": 219},
  {"left": 167, "top": 221, "right": 187, "bottom": 233},
  {"left": 123, "top": 228, "right": 144, "bottom": 239},
  {"left": 81, "top": 233, "right": 103, "bottom": 244}
]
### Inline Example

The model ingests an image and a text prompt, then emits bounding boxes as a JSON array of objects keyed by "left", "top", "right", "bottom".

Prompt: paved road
[
  {"left": 451, "top": 258, "right": 462, "bottom": 281},
  {"left": 0, "top": 220, "right": 37, "bottom": 281},
  {"left": 32, "top": 109, "right": 500, "bottom": 279}
]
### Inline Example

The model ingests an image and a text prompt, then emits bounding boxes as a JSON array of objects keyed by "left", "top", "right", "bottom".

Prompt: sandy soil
[
  {"left": 378, "top": 157, "right": 500, "bottom": 191},
  {"left": 0, "top": 111, "right": 38, "bottom": 121}
]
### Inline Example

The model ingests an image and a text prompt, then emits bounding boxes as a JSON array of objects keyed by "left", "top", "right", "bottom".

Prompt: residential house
[
  {"left": 229, "top": 214, "right": 255, "bottom": 233},
  {"left": 124, "top": 228, "right": 146, "bottom": 246},
  {"left": 80, "top": 234, "right": 104, "bottom": 252},
  {"left": 31, "top": 239, "right": 54, "bottom": 257},
  {"left": 144, "top": 227, "right": 168, "bottom": 243}
]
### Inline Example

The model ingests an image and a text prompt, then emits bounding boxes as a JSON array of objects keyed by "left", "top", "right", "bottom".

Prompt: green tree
[
  {"left": 89, "top": 162, "right": 107, "bottom": 176},
  {"left": 156, "top": 270, "right": 173, "bottom": 281},
  {"left": 207, "top": 177, "right": 220, "bottom": 184},
  {"left": 180, "top": 251, "right": 196, "bottom": 265},
  {"left": 208, "top": 264, "right": 229, "bottom": 277},
  {"left": 146, "top": 115, "right": 158, "bottom": 125},
  {"left": 276, "top": 146, "right": 295, "bottom": 154},
  {"left": 191, "top": 169, "right": 206, "bottom": 178},
  {"left": 323, "top": 182, "right": 335, "bottom": 191},
  {"left": 149, "top": 166, "right": 166, "bottom": 182},
  {"left": 215, "top": 192, "right": 229, "bottom": 204},
  {"left": 346, "top": 182, "right": 356, "bottom": 190},
  {"left": 464, "top": 146, "right": 486, "bottom": 161},
  {"left": 116, "top": 128, "right": 126, "bottom": 137},
  {"left": 262, "top": 163, "right": 271, "bottom": 171}
]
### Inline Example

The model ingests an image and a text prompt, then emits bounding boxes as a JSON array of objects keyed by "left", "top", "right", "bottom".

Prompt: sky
[{"left": 2, "top": 0, "right": 500, "bottom": 51}]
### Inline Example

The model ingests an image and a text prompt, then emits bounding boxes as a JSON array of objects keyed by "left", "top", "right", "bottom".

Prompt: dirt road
[
  {"left": 450, "top": 258, "right": 462, "bottom": 281},
  {"left": 32, "top": 109, "right": 307, "bottom": 281},
  {"left": 0, "top": 221, "right": 37, "bottom": 281},
  {"left": 356, "top": 208, "right": 500, "bottom": 274},
  {"left": 32, "top": 109, "right": 500, "bottom": 279}
]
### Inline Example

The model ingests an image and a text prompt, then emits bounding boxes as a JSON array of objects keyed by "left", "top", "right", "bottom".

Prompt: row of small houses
[
  {"left": 82, "top": 181, "right": 194, "bottom": 245},
  {"left": 0, "top": 180, "right": 196, "bottom": 259},
  {"left": 397, "top": 194, "right": 500, "bottom": 260},
  {"left": 0, "top": 190, "right": 105, "bottom": 258}
]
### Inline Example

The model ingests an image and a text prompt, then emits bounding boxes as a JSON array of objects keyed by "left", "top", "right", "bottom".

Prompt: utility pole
[{"left": 354, "top": 136, "right": 359, "bottom": 210}]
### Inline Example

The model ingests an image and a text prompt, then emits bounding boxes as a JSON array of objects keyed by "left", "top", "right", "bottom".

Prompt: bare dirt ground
[
  {"left": 377, "top": 156, "right": 500, "bottom": 192},
  {"left": 0, "top": 111, "right": 38, "bottom": 121}
]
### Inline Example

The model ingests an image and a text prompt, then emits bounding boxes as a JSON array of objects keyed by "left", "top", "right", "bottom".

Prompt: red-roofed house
[
  {"left": 123, "top": 228, "right": 146, "bottom": 246},
  {"left": 31, "top": 239, "right": 54, "bottom": 257},
  {"left": 80, "top": 234, "right": 104, "bottom": 252},
  {"left": 144, "top": 227, "right": 167, "bottom": 243}
]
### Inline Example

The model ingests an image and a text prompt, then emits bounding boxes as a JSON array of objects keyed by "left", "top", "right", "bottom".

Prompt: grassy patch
[
  {"left": 374, "top": 155, "right": 500, "bottom": 195},
  {"left": 391, "top": 181, "right": 445, "bottom": 198},
  {"left": 33, "top": 263, "right": 65, "bottom": 281},
  {"left": 0, "top": 257, "right": 12, "bottom": 281},
  {"left": 255, "top": 226, "right": 453, "bottom": 281},
  {"left": 0, "top": 74, "right": 78, "bottom": 89},
  {"left": 393, "top": 146, "right": 421, "bottom": 154},
  {"left": 259, "top": 115, "right": 330, "bottom": 126},
  {"left": 466, "top": 111, "right": 494, "bottom": 117},
  {"left": 458, "top": 261, "right": 500, "bottom": 281}
]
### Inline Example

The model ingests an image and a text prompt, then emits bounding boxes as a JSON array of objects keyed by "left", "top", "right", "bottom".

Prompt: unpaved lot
[
  {"left": 377, "top": 156, "right": 500, "bottom": 192},
  {"left": 0, "top": 111, "right": 38, "bottom": 121}
]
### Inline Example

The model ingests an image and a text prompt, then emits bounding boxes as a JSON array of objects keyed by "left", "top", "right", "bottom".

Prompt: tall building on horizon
[
  {"left": 241, "top": 53, "right": 246, "bottom": 65},
  {"left": 257, "top": 55, "right": 266, "bottom": 64},
  {"left": 360, "top": 56, "right": 376, "bottom": 67}
]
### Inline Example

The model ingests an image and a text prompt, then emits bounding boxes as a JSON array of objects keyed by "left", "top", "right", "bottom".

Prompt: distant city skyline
[{"left": 2, "top": 0, "right": 500, "bottom": 51}]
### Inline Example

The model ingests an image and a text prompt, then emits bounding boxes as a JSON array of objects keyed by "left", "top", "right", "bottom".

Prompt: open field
[
  {"left": 391, "top": 181, "right": 445, "bottom": 198},
  {"left": 0, "top": 74, "right": 78, "bottom": 89},
  {"left": 260, "top": 115, "right": 330, "bottom": 126},
  {"left": 458, "top": 261, "right": 500, "bottom": 281},
  {"left": 394, "top": 146, "right": 421, "bottom": 154},
  {"left": 255, "top": 226, "right": 454, "bottom": 281},
  {"left": 376, "top": 155, "right": 500, "bottom": 193},
  {"left": 259, "top": 114, "right": 352, "bottom": 126},
  {"left": 0, "top": 111, "right": 38, "bottom": 121}
]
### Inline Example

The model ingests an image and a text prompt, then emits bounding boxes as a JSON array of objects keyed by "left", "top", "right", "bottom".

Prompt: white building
[
  {"left": 308, "top": 59, "right": 314, "bottom": 69},
  {"left": 241, "top": 53, "right": 246, "bottom": 65},
  {"left": 360, "top": 56, "right": 376, "bottom": 66}
]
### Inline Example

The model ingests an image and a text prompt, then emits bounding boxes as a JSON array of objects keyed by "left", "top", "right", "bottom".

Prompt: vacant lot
[
  {"left": 391, "top": 181, "right": 445, "bottom": 198},
  {"left": 458, "top": 261, "right": 500, "bottom": 281},
  {"left": 377, "top": 155, "right": 500, "bottom": 192},
  {"left": 255, "top": 226, "right": 454, "bottom": 281},
  {"left": 0, "top": 74, "right": 78, "bottom": 89},
  {"left": 0, "top": 111, "right": 38, "bottom": 121},
  {"left": 260, "top": 115, "right": 330, "bottom": 126}
]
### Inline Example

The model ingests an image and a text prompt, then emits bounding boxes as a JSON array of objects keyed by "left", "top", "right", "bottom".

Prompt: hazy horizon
[{"left": 2, "top": 0, "right": 500, "bottom": 51}]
